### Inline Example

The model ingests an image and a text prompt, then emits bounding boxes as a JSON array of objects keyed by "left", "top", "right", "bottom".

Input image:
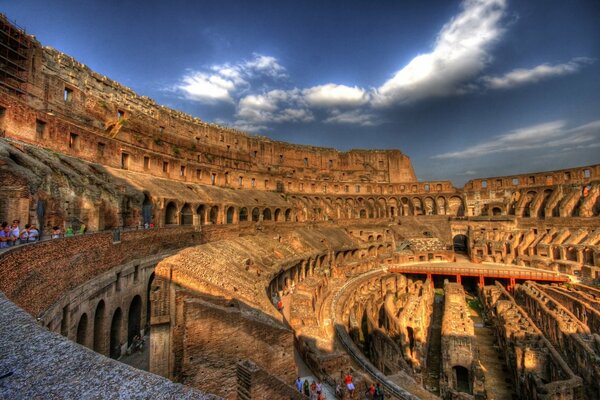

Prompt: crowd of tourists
[
  {"left": 294, "top": 371, "right": 385, "bottom": 400},
  {"left": 0, "top": 219, "right": 88, "bottom": 248}
]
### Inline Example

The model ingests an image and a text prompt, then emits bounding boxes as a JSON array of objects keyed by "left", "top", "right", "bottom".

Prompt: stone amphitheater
[{"left": 0, "top": 13, "right": 599, "bottom": 400}]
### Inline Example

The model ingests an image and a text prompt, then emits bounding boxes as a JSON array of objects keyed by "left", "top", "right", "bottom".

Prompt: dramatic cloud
[
  {"left": 374, "top": 0, "right": 507, "bottom": 106},
  {"left": 234, "top": 89, "right": 313, "bottom": 131},
  {"left": 482, "top": 58, "right": 594, "bottom": 89},
  {"left": 303, "top": 84, "right": 370, "bottom": 108},
  {"left": 324, "top": 109, "right": 379, "bottom": 126},
  {"left": 177, "top": 53, "right": 286, "bottom": 103},
  {"left": 433, "top": 120, "right": 600, "bottom": 159}
]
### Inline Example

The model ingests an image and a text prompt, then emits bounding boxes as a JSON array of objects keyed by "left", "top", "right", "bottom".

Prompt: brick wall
[{"left": 0, "top": 226, "right": 202, "bottom": 316}]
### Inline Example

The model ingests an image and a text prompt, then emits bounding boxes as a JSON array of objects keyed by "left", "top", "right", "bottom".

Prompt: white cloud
[
  {"left": 235, "top": 89, "right": 313, "bottom": 130},
  {"left": 303, "top": 84, "right": 370, "bottom": 108},
  {"left": 433, "top": 120, "right": 600, "bottom": 159},
  {"left": 374, "top": 0, "right": 507, "bottom": 106},
  {"left": 482, "top": 58, "right": 594, "bottom": 89},
  {"left": 243, "top": 54, "right": 287, "bottom": 79},
  {"left": 178, "top": 71, "right": 237, "bottom": 103},
  {"left": 324, "top": 109, "right": 379, "bottom": 126},
  {"left": 177, "top": 53, "right": 286, "bottom": 103}
]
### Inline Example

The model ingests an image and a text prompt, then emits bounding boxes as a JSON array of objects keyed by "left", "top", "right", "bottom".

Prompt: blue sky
[{"left": 3, "top": 0, "right": 600, "bottom": 185}]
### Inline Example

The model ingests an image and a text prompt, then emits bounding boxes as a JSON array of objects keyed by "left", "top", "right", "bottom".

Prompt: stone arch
[
  {"left": 274, "top": 208, "right": 281, "bottom": 222},
  {"left": 127, "top": 295, "right": 142, "bottom": 347},
  {"left": 412, "top": 198, "right": 423, "bottom": 215},
  {"left": 400, "top": 197, "right": 411, "bottom": 216},
  {"left": 93, "top": 300, "right": 106, "bottom": 354},
  {"left": 196, "top": 204, "right": 205, "bottom": 225},
  {"left": 491, "top": 206, "right": 503, "bottom": 216},
  {"left": 263, "top": 208, "right": 272, "bottom": 221},
  {"left": 180, "top": 203, "right": 192, "bottom": 225},
  {"left": 239, "top": 207, "right": 248, "bottom": 222},
  {"left": 377, "top": 197, "right": 387, "bottom": 218},
  {"left": 164, "top": 201, "right": 178, "bottom": 225},
  {"left": 359, "top": 209, "right": 367, "bottom": 219},
  {"left": 284, "top": 208, "right": 292, "bottom": 221},
  {"left": 142, "top": 193, "right": 153, "bottom": 225},
  {"left": 251, "top": 207, "right": 260, "bottom": 222},
  {"left": 110, "top": 307, "right": 123, "bottom": 359},
  {"left": 76, "top": 313, "right": 88, "bottom": 347},
  {"left": 209, "top": 205, "right": 218, "bottom": 224},
  {"left": 436, "top": 196, "right": 447, "bottom": 215},
  {"left": 226, "top": 206, "right": 235, "bottom": 224},
  {"left": 424, "top": 197, "right": 435, "bottom": 215},
  {"left": 448, "top": 196, "right": 465, "bottom": 216}
]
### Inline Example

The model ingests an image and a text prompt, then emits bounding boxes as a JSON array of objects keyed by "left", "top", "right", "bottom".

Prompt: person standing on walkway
[
  {"left": 295, "top": 377, "right": 303, "bottom": 392},
  {"left": 303, "top": 379, "right": 310, "bottom": 397}
]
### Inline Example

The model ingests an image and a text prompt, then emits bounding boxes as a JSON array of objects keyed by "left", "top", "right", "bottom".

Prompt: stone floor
[{"left": 423, "top": 294, "right": 443, "bottom": 396}]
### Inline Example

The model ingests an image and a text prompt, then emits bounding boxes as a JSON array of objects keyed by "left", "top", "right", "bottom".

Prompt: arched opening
[
  {"left": 110, "top": 308, "right": 123, "bottom": 359},
  {"left": 226, "top": 206, "right": 235, "bottom": 224},
  {"left": 180, "top": 203, "right": 192, "bottom": 225},
  {"left": 252, "top": 207, "right": 260, "bottom": 222},
  {"left": 284, "top": 208, "right": 292, "bottom": 221},
  {"left": 196, "top": 205, "right": 205, "bottom": 225},
  {"left": 76, "top": 313, "right": 88, "bottom": 347},
  {"left": 142, "top": 194, "right": 153, "bottom": 225},
  {"left": 263, "top": 208, "right": 272, "bottom": 221},
  {"left": 146, "top": 272, "right": 154, "bottom": 329},
  {"left": 359, "top": 209, "right": 367, "bottom": 219},
  {"left": 127, "top": 295, "right": 142, "bottom": 347},
  {"left": 453, "top": 365, "right": 471, "bottom": 394},
  {"left": 274, "top": 208, "right": 281, "bottom": 222},
  {"left": 491, "top": 207, "right": 502, "bottom": 216},
  {"left": 209, "top": 206, "right": 218, "bottom": 224},
  {"left": 453, "top": 234, "right": 468, "bottom": 253},
  {"left": 93, "top": 300, "right": 106, "bottom": 354},
  {"left": 165, "top": 202, "right": 177, "bottom": 225},
  {"left": 239, "top": 207, "right": 248, "bottom": 222}
]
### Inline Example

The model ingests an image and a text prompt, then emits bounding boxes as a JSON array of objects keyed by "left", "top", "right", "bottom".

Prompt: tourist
[
  {"left": 303, "top": 379, "right": 310, "bottom": 396},
  {"left": 19, "top": 224, "right": 30, "bottom": 243},
  {"left": 335, "top": 381, "right": 342, "bottom": 398},
  {"left": 366, "top": 383, "right": 375, "bottom": 399},
  {"left": 316, "top": 380, "right": 322, "bottom": 394},
  {"left": 344, "top": 371, "right": 355, "bottom": 397},
  {"left": 65, "top": 226, "right": 74, "bottom": 237},
  {"left": 51, "top": 226, "right": 61, "bottom": 239},
  {"left": 9, "top": 220, "right": 20, "bottom": 246},
  {"left": 79, "top": 223, "right": 86, "bottom": 235},
  {"left": 277, "top": 298, "right": 284, "bottom": 312},
  {"left": 295, "top": 377, "right": 302, "bottom": 392},
  {"left": 0, "top": 222, "right": 10, "bottom": 248},
  {"left": 310, "top": 380, "right": 317, "bottom": 400},
  {"left": 28, "top": 224, "right": 39, "bottom": 242},
  {"left": 375, "top": 383, "right": 384, "bottom": 400}
]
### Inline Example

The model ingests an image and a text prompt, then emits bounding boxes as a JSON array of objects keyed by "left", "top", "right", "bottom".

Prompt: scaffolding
[{"left": 0, "top": 14, "right": 31, "bottom": 95}]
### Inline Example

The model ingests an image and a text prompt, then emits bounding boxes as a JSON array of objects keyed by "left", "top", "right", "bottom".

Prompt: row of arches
[
  {"left": 164, "top": 201, "right": 294, "bottom": 226},
  {"left": 72, "top": 273, "right": 154, "bottom": 359}
]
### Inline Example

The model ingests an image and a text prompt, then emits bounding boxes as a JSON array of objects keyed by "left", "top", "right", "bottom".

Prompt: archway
[
  {"left": 127, "top": 295, "right": 142, "bottom": 346},
  {"left": 239, "top": 207, "right": 248, "bottom": 222},
  {"left": 285, "top": 208, "right": 292, "bottom": 221},
  {"left": 146, "top": 272, "right": 154, "bottom": 328},
  {"left": 180, "top": 203, "right": 192, "bottom": 225},
  {"left": 252, "top": 207, "right": 260, "bottom": 222},
  {"left": 110, "top": 308, "right": 123, "bottom": 359},
  {"left": 196, "top": 205, "right": 205, "bottom": 225},
  {"left": 93, "top": 300, "right": 106, "bottom": 354},
  {"left": 209, "top": 206, "right": 218, "bottom": 224},
  {"left": 142, "top": 194, "right": 152, "bottom": 225},
  {"left": 453, "top": 234, "right": 468, "bottom": 253},
  {"left": 76, "top": 313, "right": 88, "bottom": 347},
  {"left": 263, "top": 208, "right": 272, "bottom": 221},
  {"left": 226, "top": 206, "right": 235, "bottom": 224},
  {"left": 165, "top": 202, "right": 177, "bottom": 225},
  {"left": 274, "top": 208, "right": 281, "bottom": 222}
]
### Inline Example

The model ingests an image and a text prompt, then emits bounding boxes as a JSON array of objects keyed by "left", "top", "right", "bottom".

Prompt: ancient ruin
[{"left": 0, "top": 13, "right": 599, "bottom": 400}]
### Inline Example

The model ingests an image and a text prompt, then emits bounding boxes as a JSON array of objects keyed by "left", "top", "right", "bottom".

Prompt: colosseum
[{"left": 0, "top": 12, "right": 599, "bottom": 400}]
